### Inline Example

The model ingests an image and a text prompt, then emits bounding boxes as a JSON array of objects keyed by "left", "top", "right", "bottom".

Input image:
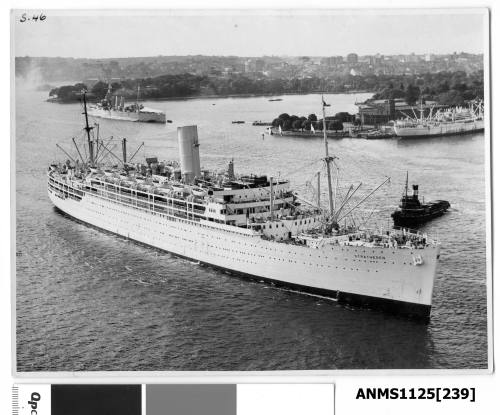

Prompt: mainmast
[
  {"left": 136, "top": 84, "right": 140, "bottom": 113},
  {"left": 321, "top": 95, "right": 335, "bottom": 216},
  {"left": 403, "top": 171, "right": 409, "bottom": 208},
  {"left": 82, "top": 90, "right": 94, "bottom": 165},
  {"left": 405, "top": 171, "right": 409, "bottom": 198},
  {"left": 419, "top": 97, "right": 424, "bottom": 124}
]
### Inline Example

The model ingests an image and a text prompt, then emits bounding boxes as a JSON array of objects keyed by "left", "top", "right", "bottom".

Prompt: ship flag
[{"left": 322, "top": 99, "right": 330, "bottom": 107}]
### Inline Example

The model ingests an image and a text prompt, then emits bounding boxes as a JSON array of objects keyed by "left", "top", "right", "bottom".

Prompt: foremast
[
  {"left": 82, "top": 90, "right": 94, "bottom": 166},
  {"left": 321, "top": 95, "right": 335, "bottom": 216}
]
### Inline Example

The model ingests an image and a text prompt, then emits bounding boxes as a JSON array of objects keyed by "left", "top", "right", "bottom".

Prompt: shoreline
[{"left": 46, "top": 90, "right": 373, "bottom": 104}]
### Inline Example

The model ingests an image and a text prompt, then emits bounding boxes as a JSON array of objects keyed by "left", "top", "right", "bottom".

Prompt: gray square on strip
[{"left": 147, "top": 384, "right": 236, "bottom": 415}]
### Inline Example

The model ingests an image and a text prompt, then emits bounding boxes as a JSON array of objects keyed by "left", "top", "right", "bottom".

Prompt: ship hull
[
  {"left": 48, "top": 180, "right": 440, "bottom": 321},
  {"left": 88, "top": 108, "right": 166, "bottom": 123},
  {"left": 394, "top": 120, "right": 484, "bottom": 138},
  {"left": 392, "top": 210, "right": 448, "bottom": 227}
]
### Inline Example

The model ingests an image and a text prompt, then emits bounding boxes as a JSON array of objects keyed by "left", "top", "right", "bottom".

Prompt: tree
[
  {"left": 55, "top": 85, "right": 76, "bottom": 100},
  {"left": 437, "top": 90, "right": 465, "bottom": 106},
  {"left": 74, "top": 83, "right": 87, "bottom": 91},
  {"left": 405, "top": 84, "right": 421, "bottom": 106},
  {"left": 452, "top": 82, "right": 467, "bottom": 92},
  {"left": 437, "top": 81, "right": 450, "bottom": 93},
  {"left": 278, "top": 113, "right": 291, "bottom": 121},
  {"left": 111, "top": 82, "right": 123, "bottom": 92},
  {"left": 271, "top": 118, "right": 283, "bottom": 127},
  {"left": 308, "top": 113, "right": 317, "bottom": 122},
  {"left": 330, "top": 119, "right": 344, "bottom": 132},
  {"left": 91, "top": 81, "right": 109, "bottom": 99},
  {"left": 302, "top": 120, "right": 312, "bottom": 130},
  {"left": 335, "top": 112, "right": 354, "bottom": 123},
  {"left": 282, "top": 119, "right": 293, "bottom": 131},
  {"left": 292, "top": 119, "right": 303, "bottom": 130}
]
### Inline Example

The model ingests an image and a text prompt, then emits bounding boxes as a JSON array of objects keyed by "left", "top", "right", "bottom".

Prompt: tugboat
[{"left": 392, "top": 173, "right": 450, "bottom": 227}]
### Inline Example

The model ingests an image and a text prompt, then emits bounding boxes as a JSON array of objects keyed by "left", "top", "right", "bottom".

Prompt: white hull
[
  {"left": 48, "top": 183, "right": 440, "bottom": 318},
  {"left": 88, "top": 108, "right": 166, "bottom": 123},
  {"left": 394, "top": 119, "right": 484, "bottom": 137}
]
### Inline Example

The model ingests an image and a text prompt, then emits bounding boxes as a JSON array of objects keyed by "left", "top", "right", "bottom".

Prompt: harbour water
[{"left": 16, "top": 88, "right": 488, "bottom": 371}]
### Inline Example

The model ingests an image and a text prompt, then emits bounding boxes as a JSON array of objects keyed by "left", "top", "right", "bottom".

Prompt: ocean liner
[
  {"left": 88, "top": 84, "right": 166, "bottom": 123},
  {"left": 393, "top": 100, "right": 484, "bottom": 138},
  {"left": 47, "top": 93, "right": 441, "bottom": 320}
]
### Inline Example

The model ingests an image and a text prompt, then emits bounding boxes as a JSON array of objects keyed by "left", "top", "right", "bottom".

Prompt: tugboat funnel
[
  {"left": 177, "top": 125, "right": 201, "bottom": 184},
  {"left": 412, "top": 184, "right": 419, "bottom": 198}
]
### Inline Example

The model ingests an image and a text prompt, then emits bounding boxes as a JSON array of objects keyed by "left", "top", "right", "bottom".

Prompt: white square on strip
[{"left": 237, "top": 384, "right": 334, "bottom": 415}]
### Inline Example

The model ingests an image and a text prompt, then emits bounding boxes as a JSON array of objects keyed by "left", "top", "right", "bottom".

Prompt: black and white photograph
[{"left": 13, "top": 9, "right": 490, "bottom": 372}]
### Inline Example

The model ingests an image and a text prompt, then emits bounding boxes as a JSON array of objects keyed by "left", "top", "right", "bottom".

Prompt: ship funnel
[
  {"left": 412, "top": 184, "right": 419, "bottom": 198},
  {"left": 177, "top": 125, "right": 201, "bottom": 184},
  {"left": 227, "top": 159, "right": 234, "bottom": 179}
]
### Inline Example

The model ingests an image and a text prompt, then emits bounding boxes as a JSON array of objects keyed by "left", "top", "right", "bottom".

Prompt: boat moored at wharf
[
  {"left": 47, "top": 93, "right": 442, "bottom": 321},
  {"left": 393, "top": 100, "right": 484, "bottom": 138}
]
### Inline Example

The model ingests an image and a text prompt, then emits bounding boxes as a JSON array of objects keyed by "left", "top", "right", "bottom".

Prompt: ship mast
[
  {"left": 321, "top": 95, "right": 335, "bottom": 216},
  {"left": 82, "top": 90, "right": 94, "bottom": 166},
  {"left": 403, "top": 171, "right": 409, "bottom": 208},
  {"left": 316, "top": 171, "right": 321, "bottom": 207},
  {"left": 419, "top": 97, "right": 424, "bottom": 124},
  {"left": 136, "top": 84, "right": 140, "bottom": 113},
  {"left": 405, "top": 171, "right": 409, "bottom": 198}
]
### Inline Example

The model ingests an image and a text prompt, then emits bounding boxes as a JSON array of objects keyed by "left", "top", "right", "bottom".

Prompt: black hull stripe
[
  {"left": 393, "top": 211, "right": 448, "bottom": 226},
  {"left": 52, "top": 206, "right": 431, "bottom": 323}
]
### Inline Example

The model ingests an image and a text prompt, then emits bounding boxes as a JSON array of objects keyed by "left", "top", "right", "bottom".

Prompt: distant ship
[
  {"left": 47, "top": 94, "right": 442, "bottom": 321},
  {"left": 393, "top": 100, "right": 484, "bottom": 138},
  {"left": 88, "top": 84, "right": 166, "bottom": 123},
  {"left": 392, "top": 173, "right": 450, "bottom": 227},
  {"left": 252, "top": 121, "right": 273, "bottom": 126}
]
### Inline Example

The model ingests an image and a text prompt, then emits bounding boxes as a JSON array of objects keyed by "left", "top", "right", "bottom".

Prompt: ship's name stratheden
[{"left": 354, "top": 254, "right": 386, "bottom": 260}]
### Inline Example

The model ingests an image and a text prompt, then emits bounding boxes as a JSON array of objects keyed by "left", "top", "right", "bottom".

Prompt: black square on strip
[{"left": 51, "top": 385, "right": 141, "bottom": 415}]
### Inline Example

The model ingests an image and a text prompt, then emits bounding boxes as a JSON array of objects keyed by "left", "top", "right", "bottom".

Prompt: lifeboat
[
  {"left": 156, "top": 186, "right": 172, "bottom": 195},
  {"left": 171, "top": 183, "right": 185, "bottom": 192},
  {"left": 192, "top": 187, "right": 207, "bottom": 197}
]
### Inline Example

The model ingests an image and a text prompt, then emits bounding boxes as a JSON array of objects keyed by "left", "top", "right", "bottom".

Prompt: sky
[{"left": 13, "top": 10, "right": 486, "bottom": 58}]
